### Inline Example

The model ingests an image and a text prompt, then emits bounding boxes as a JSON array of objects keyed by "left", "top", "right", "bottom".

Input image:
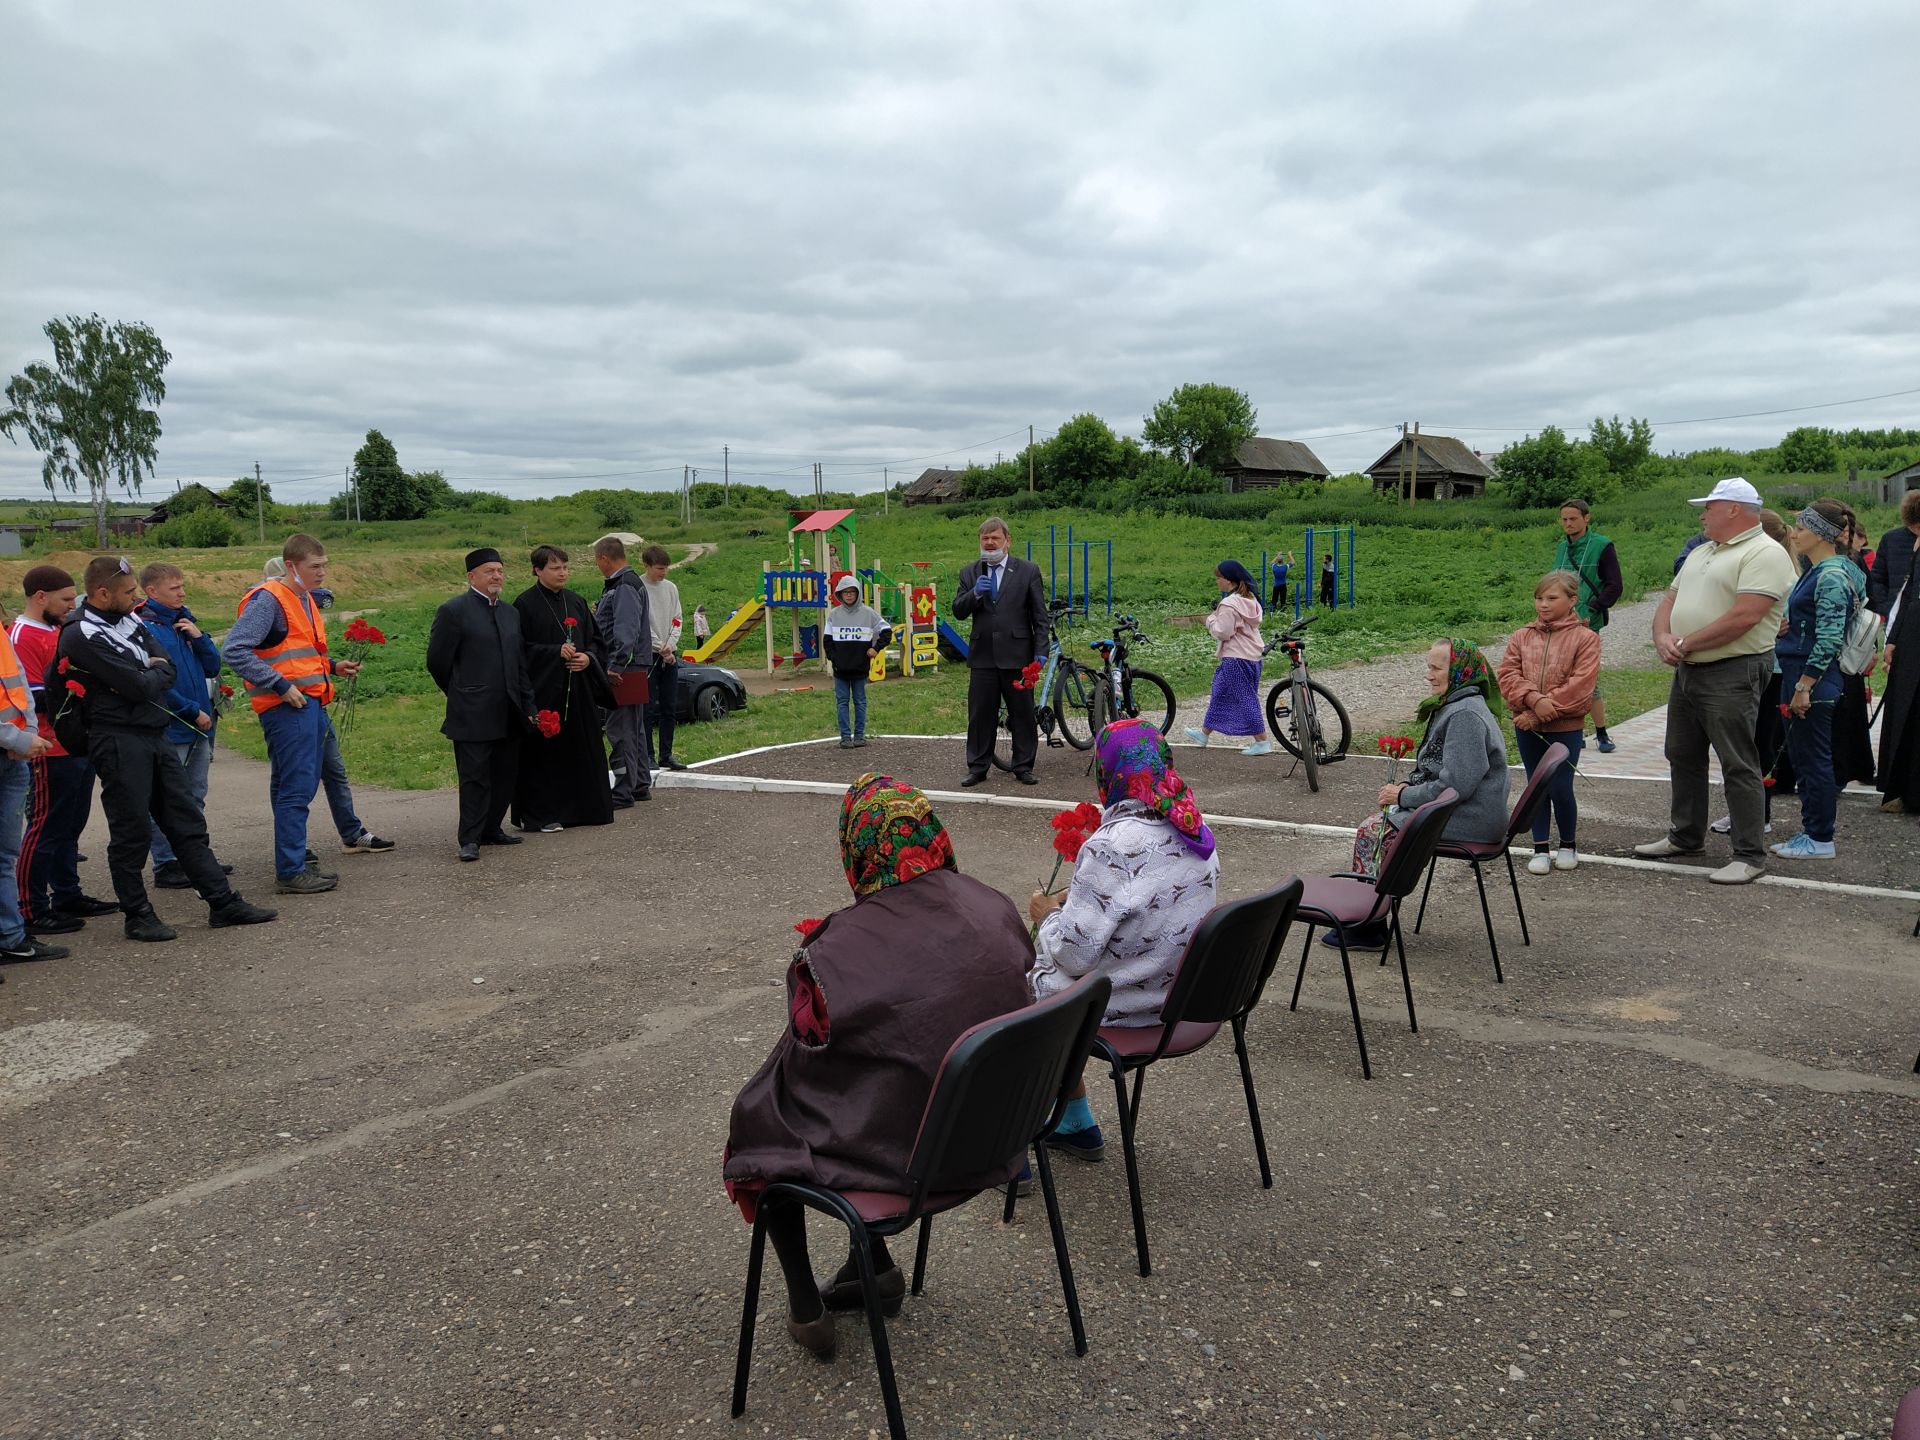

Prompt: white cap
[{"left": 1688, "top": 477, "right": 1761, "bottom": 507}]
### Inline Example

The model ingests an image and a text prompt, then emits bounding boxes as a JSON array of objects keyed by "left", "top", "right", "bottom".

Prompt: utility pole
[
  {"left": 723, "top": 444, "right": 729, "bottom": 505},
  {"left": 1028, "top": 424, "right": 1035, "bottom": 494},
  {"left": 255, "top": 461, "right": 265, "bottom": 543},
  {"left": 1409, "top": 421, "right": 1421, "bottom": 506},
  {"left": 883, "top": 466, "right": 889, "bottom": 516},
  {"left": 681, "top": 464, "right": 689, "bottom": 525}
]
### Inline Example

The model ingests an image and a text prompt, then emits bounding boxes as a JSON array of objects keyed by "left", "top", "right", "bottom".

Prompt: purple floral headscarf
[{"left": 1094, "top": 718, "right": 1216, "bottom": 860}]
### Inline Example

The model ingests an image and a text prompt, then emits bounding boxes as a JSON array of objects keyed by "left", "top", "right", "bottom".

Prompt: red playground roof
[{"left": 789, "top": 508, "right": 854, "bottom": 533}]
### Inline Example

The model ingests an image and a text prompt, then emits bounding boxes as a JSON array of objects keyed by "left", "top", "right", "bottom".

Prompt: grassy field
[{"left": 1, "top": 471, "right": 1896, "bottom": 789}]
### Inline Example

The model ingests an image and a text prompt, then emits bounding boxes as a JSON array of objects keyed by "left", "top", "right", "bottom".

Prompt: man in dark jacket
[
  {"left": 592, "top": 535, "right": 651, "bottom": 807},
  {"left": 55, "top": 556, "right": 276, "bottom": 941},
  {"left": 1867, "top": 489, "right": 1920, "bottom": 618},
  {"left": 953, "top": 517, "right": 1049, "bottom": 786},
  {"left": 427, "top": 549, "right": 537, "bottom": 861},
  {"left": 136, "top": 562, "right": 228, "bottom": 887}
]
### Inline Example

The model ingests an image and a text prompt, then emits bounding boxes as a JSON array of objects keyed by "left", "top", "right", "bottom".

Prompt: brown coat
[
  {"left": 724, "top": 868, "right": 1034, "bottom": 1202},
  {"left": 1497, "top": 617, "right": 1601, "bottom": 732}
]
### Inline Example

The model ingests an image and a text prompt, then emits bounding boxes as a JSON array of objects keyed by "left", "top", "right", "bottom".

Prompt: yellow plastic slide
[{"left": 684, "top": 598, "right": 765, "bottom": 662}]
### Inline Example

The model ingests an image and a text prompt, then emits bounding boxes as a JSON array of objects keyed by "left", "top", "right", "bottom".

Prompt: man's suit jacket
[
  {"left": 1868, "top": 525, "right": 1916, "bottom": 618},
  {"left": 953, "top": 554, "right": 1049, "bottom": 671},
  {"left": 426, "top": 589, "right": 536, "bottom": 742}
]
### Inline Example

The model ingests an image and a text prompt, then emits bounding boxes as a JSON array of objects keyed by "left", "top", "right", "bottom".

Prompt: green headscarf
[{"left": 1413, "top": 638, "right": 1508, "bottom": 742}]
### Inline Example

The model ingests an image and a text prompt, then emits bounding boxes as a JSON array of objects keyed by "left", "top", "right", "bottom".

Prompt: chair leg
[
  {"left": 911, "top": 1215, "right": 932, "bottom": 1296},
  {"left": 1109, "top": 1060, "right": 1152, "bottom": 1276},
  {"left": 1414, "top": 854, "right": 1437, "bottom": 934},
  {"left": 1333, "top": 925, "right": 1373, "bottom": 1080},
  {"left": 1002, "top": 1165, "right": 1020, "bottom": 1224},
  {"left": 1505, "top": 847, "right": 1531, "bottom": 947},
  {"left": 848, "top": 1216, "right": 909, "bottom": 1440},
  {"left": 1470, "top": 860, "right": 1503, "bottom": 984},
  {"left": 730, "top": 1206, "right": 770, "bottom": 1418},
  {"left": 1290, "top": 922, "right": 1312, "bottom": 1010},
  {"left": 1032, "top": 1142, "right": 1090, "bottom": 1357},
  {"left": 1392, "top": 902, "right": 1417, "bottom": 1034},
  {"left": 1231, "top": 1015, "right": 1273, "bottom": 1188}
]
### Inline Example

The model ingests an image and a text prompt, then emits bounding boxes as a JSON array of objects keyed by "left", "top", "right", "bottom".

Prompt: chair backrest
[
  {"left": 1157, "top": 879, "right": 1306, "bottom": 1037},
  {"left": 1375, "top": 788, "right": 1463, "bottom": 900},
  {"left": 1506, "top": 742, "right": 1570, "bottom": 841},
  {"left": 903, "top": 973, "right": 1111, "bottom": 1199}
]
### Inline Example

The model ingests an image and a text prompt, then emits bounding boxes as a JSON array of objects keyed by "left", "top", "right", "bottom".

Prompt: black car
[{"left": 674, "top": 661, "right": 747, "bottom": 722}]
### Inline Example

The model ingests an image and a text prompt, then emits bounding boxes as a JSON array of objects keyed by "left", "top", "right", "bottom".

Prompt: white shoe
[
  {"left": 1709, "top": 815, "right": 1771, "bottom": 835},
  {"left": 1708, "top": 860, "right": 1765, "bottom": 885},
  {"left": 1634, "top": 837, "right": 1705, "bottom": 858},
  {"left": 1182, "top": 727, "right": 1209, "bottom": 747},
  {"left": 1241, "top": 740, "right": 1273, "bottom": 756},
  {"left": 1526, "top": 852, "right": 1553, "bottom": 875},
  {"left": 1553, "top": 848, "right": 1578, "bottom": 871},
  {"left": 540, "top": 823, "right": 563, "bottom": 833}
]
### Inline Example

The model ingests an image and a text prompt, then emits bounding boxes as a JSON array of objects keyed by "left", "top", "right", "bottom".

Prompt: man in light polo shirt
[{"left": 1635, "top": 478, "right": 1798, "bottom": 883}]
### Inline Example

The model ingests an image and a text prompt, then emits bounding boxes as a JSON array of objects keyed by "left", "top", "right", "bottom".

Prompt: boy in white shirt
[{"left": 639, "top": 545, "right": 684, "bottom": 771}]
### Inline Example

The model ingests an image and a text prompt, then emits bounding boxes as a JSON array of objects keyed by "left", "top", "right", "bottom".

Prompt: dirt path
[{"left": 671, "top": 542, "right": 717, "bottom": 569}]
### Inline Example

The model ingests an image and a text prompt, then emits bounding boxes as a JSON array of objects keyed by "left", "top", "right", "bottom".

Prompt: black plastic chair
[
  {"left": 1289, "top": 789, "right": 1463, "bottom": 1079},
  {"left": 1412, "top": 742, "right": 1567, "bottom": 982},
  {"left": 1067, "top": 880, "right": 1304, "bottom": 1277},
  {"left": 730, "top": 972, "right": 1112, "bottom": 1440}
]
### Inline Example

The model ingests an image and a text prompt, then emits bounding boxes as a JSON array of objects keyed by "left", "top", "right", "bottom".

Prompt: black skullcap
[
  {"left": 464, "top": 548, "right": 502, "bottom": 573},
  {"left": 22, "top": 564, "right": 74, "bottom": 596}
]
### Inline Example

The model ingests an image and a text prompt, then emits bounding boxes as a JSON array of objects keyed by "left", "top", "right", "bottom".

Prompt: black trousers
[
  {"left": 965, "top": 666, "right": 1038, "bottom": 777},
  {"left": 645, "top": 657, "right": 677, "bottom": 765},
  {"left": 87, "top": 730, "right": 229, "bottom": 915},
  {"left": 20, "top": 754, "right": 95, "bottom": 922},
  {"left": 452, "top": 738, "right": 518, "bottom": 846}
]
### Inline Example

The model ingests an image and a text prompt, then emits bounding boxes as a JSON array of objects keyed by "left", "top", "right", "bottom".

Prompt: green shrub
[{"left": 150, "top": 508, "right": 240, "bottom": 548}]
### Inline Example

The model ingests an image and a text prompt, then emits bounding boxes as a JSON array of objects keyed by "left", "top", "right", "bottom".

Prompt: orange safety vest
[
  {"left": 237, "top": 580, "right": 334, "bottom": 713},
  {"left": 0, "top": 629, "right": 30, "bottom": 735}
]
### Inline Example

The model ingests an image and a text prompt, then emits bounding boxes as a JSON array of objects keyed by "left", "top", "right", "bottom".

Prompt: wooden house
[
  {"left": 1220, "top": 437, "right": 1330, "bottom": 492},
  {"left": 901, "top": 467, "right": 965, "bottom": 506},
  {"left": 1365, "top": 433, "right": 1495, "bottom": 500}
]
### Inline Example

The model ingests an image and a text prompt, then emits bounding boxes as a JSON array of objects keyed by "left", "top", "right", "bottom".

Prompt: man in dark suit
[
  {"left": 1867, "top": 489, "right": 1920, "bottom": 618},
  {"left": 427, "top": 549, "right": 537, "bottom": 861},
  {"left": 953, "top": 516, "right": 1049, "bottom": 786}
]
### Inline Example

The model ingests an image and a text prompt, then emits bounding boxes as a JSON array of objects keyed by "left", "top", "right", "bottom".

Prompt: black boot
[
  {"left": 125, "top": 910, "right": 178, "bottom": 943},
  {"left": 209, "top": 893, "right": 278, "bottom": 928}
]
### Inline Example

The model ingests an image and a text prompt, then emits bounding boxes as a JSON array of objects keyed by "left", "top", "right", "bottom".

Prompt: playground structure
[
  {"left": 1261, "top": 525, "right": 1356, "bottom": 621},
  {"left": 1024, "top": 523, "right": 1113, "bottom": 619}
]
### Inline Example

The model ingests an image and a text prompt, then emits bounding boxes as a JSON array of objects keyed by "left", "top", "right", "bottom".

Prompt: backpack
[{"left": 1837, "top": 601, "right": 1881, "bottom": 676}]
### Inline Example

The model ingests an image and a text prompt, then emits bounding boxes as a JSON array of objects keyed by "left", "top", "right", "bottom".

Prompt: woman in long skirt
[
  {"left": 511, "top": 545, "right": 616, "bottom": 831},
  {"left": 1184, "top": 559, "right": 1270, "bottom": 756}
]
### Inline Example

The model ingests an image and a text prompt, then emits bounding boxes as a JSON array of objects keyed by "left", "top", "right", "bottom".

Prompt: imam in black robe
[{"left": 511, "top": 582, "right": 615, "bottom": 830}]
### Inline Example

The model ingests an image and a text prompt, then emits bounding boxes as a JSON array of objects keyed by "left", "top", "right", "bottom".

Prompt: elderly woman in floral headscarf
[
  {"left": 1026, "top": 718, "right": 1220, "bottom": 1161},
  {"left": 724, "top": 774, "right": 1032, "bottom": 1362},
  {"left": 1334, "top": 638, "right": 1509, "bottom": 947}
]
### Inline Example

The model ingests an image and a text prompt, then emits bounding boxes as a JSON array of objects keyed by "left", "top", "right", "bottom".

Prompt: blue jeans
[
  {"left": 834, "top": 675, "right": 868, "bottom": 740},
  {"left": 0, "top": 757, "right": 31, "bottom": 948},
  {"left": 148, "top": 735, "right": 214, "bottom": 866},
  {"left": 1516, "top": 727, "right": 1583, "bottom": 846},
  {"left": 320, "top": 714, "right": 365, "bottom": 844},
  {"left": 1783, "top": 701, "right": 1837, "bottom": 842},
  {"left": 259, "top": 699, "right": 326, "bottom": 879}
]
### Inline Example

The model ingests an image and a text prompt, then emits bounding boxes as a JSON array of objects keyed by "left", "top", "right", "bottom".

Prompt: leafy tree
[
  {"left": 1141, "top": 383, "right": 1257, "bottom": 471},
  {"left": 150, "top": 506, "right": 239, "bottom": 548},
  {"left": 582, "top": 489, "right": 637, "bottom": 529},
  {"left": 1, "top": 314, "right": 171, "bottom": 547},
  {"left": 410, "top": 469, "right": 454, "bottom": 511},
  {"left": 1041, "top": 413, "right": 1123, "bottom": 501},
  {"left": 1122, "top": 454, "right": 1222, "bottom": 506},
  {"left": 222, "top": 475, "right": 273, "bottom": 519},
  {"left": 1496, "top": 426, "right": 1616, "bottom": 509},
  {"left": 959, "top": 459, "right": 1024, "bottom": 500},
  {"left": 352, "top": 430, "right": 422, "bottom": 520},
  {"left": 1777, "top": 426, "right": 1838, "bottom": 473},
  {"left": 1589, "top": 414, "right": 1656, "bottom": 488}
]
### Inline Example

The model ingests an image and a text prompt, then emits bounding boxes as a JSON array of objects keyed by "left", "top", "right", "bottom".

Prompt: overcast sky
[{"left": 2, "top": 0, "right": 1915, "bottom": 504}]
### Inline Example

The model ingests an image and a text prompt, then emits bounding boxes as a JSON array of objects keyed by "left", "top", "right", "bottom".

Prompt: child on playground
[
  {"left": 692, "top": 605, "right": 710, "bottom": 651},
  {"left": 823, "top": 575, "right": 892, "bottom": 749},
  {"left": 1495, "top": 570, "right": 1600, "bottom": 874},
  {"left": 1186, "top": 559, "right": 1271, "bottom": 755}
]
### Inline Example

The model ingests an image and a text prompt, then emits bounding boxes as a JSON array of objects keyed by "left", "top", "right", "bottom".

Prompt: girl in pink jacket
[
  {"left": 1185, "top": 560, "right": 1271, "bottom": 755},
  {"left": 1496, "top": 571, "right": 1602, "bottom": 873}
]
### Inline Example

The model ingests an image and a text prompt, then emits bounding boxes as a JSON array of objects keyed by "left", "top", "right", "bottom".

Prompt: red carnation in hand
[
  {"left": 1052, "top": 828, "right": 1089, "bottom": 863},
  {"left": 535, "top": 708, "right": 562, "bottom": 738},
  {"left": 1012, "top": 660, "right": 1043, "bottom": 692},
  {"left": 794, "top": 917, "right": 824, "bottom": 939},
  {"left": 68, "top": 680, "right": 87, "bottom": 698},
  {"left": 1072, "top": 801, "right": 1101, "bottom": 829},
  {"left": 1763, "top": 776, "right": 1776, "bottom": 789},
  {"left": 1778, "top": 703, "right": 1792, "bottom": 718},
  {"left": 57, "top": 656, "right": 70, "bottom": 675},
  {"left": 563, "top": 617, "right": 579, "bottom": 630}
]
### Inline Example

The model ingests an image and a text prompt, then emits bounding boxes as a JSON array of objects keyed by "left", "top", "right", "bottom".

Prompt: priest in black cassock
[{"left": 511, "top": 545, "right": 615, "bottom": 831}]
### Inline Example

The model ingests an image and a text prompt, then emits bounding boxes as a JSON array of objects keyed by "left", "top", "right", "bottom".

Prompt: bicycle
[
  {"left": 989, "top": 599, "right": 1100, "bottom": 771},
  {"left": 1087, "top": 614, "right": 1177, "bottom": 739},
  {"left": 1262, "top": 614, "right": 1351, "bottom": 792}
]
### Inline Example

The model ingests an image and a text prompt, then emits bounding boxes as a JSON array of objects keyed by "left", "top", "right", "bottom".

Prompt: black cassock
[
  {"left": 511, "top": 583, "right": 616, "bottom": 829},
  {"left": 1878, "top": 571, "right": 1920, "bottom": 808}
]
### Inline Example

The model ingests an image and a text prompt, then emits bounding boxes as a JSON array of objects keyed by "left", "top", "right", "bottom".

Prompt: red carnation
[
  {"left": 1778, "top": 703, "right": 1792, "bottom": 718},
  {"left": 1052, "top": 829, "right": 1088, "bottom": 864},
  {"left": 1763, "top": 776, "right": 1776, "bottom": 789},
  {"left": 535, "top": 708, "right": 562, "bottom": 738},
  {"left": 794, "top": 918, "right": 824, "bottom": 939},
  {"left": 1012, "top": 660, "right": 1043, "bottom": 692},
  {"left": 1072, "top": 801, "right": 1102, "bottom": 829},
  {"left": 57, "top": 656, "right": 70, "bottom": 674},
  {"left": 68, "top": 680, "right": 86, "bottom": 698},
  {"left": 563, "top": 617, "right": 579, "bottom": 630}
]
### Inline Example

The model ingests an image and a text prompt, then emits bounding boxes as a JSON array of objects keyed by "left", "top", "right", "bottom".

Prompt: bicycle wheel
[
  {"left": 1053, "top": 660, "right": 1098, "bottom": 750},
  {"left": 1121, "top": 669, "right": 1177, "bottom": 735},
  {"left": 1268, "top": 679, "right": 1351, "bottom": 762},
  {"left": 989, "top": 700, "right": 1015, "bottom": 771},
  {"left": 1293, "top": 678, "right": 1320, "bottom": 792},
  {"left": 1088, "top": 676, "right": 1111, "bottom": 739}
]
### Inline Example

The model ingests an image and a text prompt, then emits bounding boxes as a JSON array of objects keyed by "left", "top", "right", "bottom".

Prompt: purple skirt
[{"left": 1202, "top": 657, "right": 1264, "bottom": 738}]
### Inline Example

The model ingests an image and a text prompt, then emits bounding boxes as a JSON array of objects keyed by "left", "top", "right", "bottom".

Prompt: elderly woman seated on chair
[
  {"left": 1333, "top": 638, "right": 1510, "bottom": 949},
  {"left": 723, "top": 774, "right": 1033, "bottom": 1362},
  {"left": 1026, "top": 719, "right": 1219, "bottom": 1164}
]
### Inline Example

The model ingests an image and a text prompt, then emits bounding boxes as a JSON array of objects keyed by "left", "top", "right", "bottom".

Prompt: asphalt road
[{"left": 2, "top": 737, "right": 1916, "bottom": 1438}]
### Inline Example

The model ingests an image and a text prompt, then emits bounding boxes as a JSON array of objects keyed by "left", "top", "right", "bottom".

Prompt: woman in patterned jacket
[{"left": 1027, "top": 718, "right": 1219, "bottom": 1162}]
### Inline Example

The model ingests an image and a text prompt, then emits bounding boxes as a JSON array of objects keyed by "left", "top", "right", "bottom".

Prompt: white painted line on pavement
[{"left": 653, "top": 770, "right": 1920, "bottom": 906}]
